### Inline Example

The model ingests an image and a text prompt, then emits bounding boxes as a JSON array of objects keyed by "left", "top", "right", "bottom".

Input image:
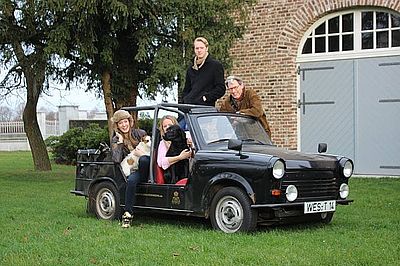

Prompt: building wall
[{"left": 226, "top": 0, "right": 400, "bottom": 149}]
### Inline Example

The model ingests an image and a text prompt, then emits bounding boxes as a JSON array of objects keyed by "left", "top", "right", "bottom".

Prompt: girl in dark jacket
[{"left": 111, "top": 110, "right": 149, "bottom": 228}]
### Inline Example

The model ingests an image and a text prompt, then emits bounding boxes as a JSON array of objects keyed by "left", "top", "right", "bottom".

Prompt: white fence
[
  {"left": 0, "top": 120, "right": 59, "bottom": 136},
  {"left": 45, "top": 120, "right": 60, "bottom": 139},
  {"left": 0, "top": 121, "right": 25, "bottom": 134},
  {"left": 0, "top": 120, "right": 60, "bottom": 151},
  {"left": 0, "top": 106, "right": 107, "bottom": 151}
]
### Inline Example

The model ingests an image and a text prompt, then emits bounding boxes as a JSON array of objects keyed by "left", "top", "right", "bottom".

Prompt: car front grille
[{"left": 282, "top": 170, "right": 337, "bottom": 201}]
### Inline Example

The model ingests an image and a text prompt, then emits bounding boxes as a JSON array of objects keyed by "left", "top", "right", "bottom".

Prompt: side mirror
[
  {"left": 318, "top": 143, "right": 327, "bottom": 153},
  {"left": 228, "top": 139, "right": 248, "bottom": 159},
  {"left": 228, "top": 139, "right": 242, "bottom": 151}
]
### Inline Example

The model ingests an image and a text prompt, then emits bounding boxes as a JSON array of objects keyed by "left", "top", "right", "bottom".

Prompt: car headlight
[
  {"left": 339, "top": 183, "right": 349, "bottom": 199},
  {"left": 285, "top": 185, "right": 298, "bottom": 202},
  {"left": 272, "top": 160, "right": 285, "bottom": 179},
  {"left": 340, "top": 158, "right": 353, "bottom": 178}
]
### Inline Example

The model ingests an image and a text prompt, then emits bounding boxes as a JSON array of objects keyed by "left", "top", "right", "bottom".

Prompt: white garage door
[
  {"left": 297, "top": 9, "right": 400, "bottom": 176},
  {"left": 298, "top": 60, "right": 354, "bottom": 159},
  {"left": 356, "top": 57, "right": 400, "bottom": 175},
  {"left": 299, "top": 56, "right": 400, "bottom": 176}
]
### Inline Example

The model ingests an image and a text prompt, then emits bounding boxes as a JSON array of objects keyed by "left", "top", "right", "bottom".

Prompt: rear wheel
[
  {"left": 210, "top": 187, "right": 257, "bottom": 233},
  {"left": 91, "top": 182, "right": 121, "bottom": 220}
]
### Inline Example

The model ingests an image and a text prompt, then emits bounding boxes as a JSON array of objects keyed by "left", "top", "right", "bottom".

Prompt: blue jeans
[
  {"left": 178, "top": 114, "right": 187, "bottom": 130},
  {"left": 178, "top": 118, "right": 187, "bottom": 130},
  {"left": 124, "top": 155, "right": 150, "bottom": 213}
]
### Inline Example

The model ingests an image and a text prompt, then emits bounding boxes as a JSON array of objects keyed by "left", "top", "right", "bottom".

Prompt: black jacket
[
  {"left": 183, "top": 55, "right": 225, "bottom": 106},
  {"left": 111, "top": 128, "right": 147, "bottom": 163}
]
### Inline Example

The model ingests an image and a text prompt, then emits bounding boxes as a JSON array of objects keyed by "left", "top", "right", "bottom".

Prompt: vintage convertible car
[{"left": 71, "top": 103, "right": 353, "bottom": 233}]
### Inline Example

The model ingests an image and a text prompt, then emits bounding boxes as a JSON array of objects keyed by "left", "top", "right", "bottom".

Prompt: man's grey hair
[{"left": 225, "top": 75, "right": 244, "bottom": 88}]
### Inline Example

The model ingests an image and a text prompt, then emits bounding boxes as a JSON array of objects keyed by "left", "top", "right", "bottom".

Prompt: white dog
[{"left": 120, "top": 135, "right": 151, "bottom": 177}]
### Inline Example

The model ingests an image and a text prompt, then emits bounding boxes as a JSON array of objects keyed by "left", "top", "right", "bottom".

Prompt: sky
[
  {"left": 39, "top": 87, "right": 106, "bottom": 111},
  {"left": 0, "top": 67, "right": 178, "bottom": 117},
  {"left": 2, "top": 84, "right": 178, "bottom": 114},
  {"left": 1, "top": 86, "right": 106, "bottom": 113},
  {"left": 1, "top": 66, "right": 179, "bottom": 116},
  {"left": 40, "top": 86, "right": 178, "bottom": 111}
]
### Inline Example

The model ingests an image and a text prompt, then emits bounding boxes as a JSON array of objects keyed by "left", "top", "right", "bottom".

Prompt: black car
[{"left": 71, "top": 103, "right": 353, "bottom": 233}]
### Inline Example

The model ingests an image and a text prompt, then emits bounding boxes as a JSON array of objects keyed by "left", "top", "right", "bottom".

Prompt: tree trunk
[
  {"left": 11, "top": 39, "right": 51, "bottom": 171},
  {"left": 114, "top": 85, "right": 137, "bottom": 110},
  {"left": 23, "top": 100, "right": 51, "bottom": 171},
  {"left": 101, "top": 70, "right": 114, "bottom": 141},
  {"left": 129, "top": 86, "right": 138, "bottom": 107},
  {"left": 129, "top": 86, "right": 138, "bottom": 123},
  {"left": 23, "top": 75, "right": 52, "bottom": 171},
  {"left": 114, "top": 85, "right": 138, "bottom": 122}
]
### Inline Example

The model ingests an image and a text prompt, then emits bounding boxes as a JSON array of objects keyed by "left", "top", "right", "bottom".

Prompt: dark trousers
[
  {"left": 177, "top": 113, "right": 187, "bottom": 130},
  {"left": 124, "top": 155, "right": 150, "bottom": 213}
]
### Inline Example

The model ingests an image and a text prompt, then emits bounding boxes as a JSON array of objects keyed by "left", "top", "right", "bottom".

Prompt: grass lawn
[{"left": 0, "top": 151, "right": 399, "bottom": 265}]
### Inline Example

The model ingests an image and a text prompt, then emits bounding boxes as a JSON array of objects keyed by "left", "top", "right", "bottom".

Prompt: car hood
[{"left": 242, "top": 144, "right": 338, "bottom": 170}]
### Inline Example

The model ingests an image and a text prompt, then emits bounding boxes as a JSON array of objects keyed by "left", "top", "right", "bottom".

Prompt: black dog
[{"left": 163, "top": 125, "right": 190, "bottom": 183}]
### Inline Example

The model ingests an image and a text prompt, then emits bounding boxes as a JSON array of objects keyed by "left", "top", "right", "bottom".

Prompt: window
[
  {"left": 301, "top": 10, "right": 400, "bottom": 55},
  {"left": 361, "top": 11, "right": 400, "bottom": 49},
  {"left": 302, "top": 13, "right": 354, "bottom": 54}
]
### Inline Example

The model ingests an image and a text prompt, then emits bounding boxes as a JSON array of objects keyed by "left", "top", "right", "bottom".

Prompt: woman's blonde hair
[{"left": 159, "top": 115, "right": 178, "bottom": 136}]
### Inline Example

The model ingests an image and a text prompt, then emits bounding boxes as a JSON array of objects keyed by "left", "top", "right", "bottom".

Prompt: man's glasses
[{"left": 228, "top": 85, "right": 240, "bottom": 91}]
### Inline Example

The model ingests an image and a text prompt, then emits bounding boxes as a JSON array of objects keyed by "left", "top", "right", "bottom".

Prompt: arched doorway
[{"left": 297, "top": 9, "right": 400, "bottom": 176}]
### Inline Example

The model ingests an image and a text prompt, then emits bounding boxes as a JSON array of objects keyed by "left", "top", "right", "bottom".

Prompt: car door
[
  {"left": 136, "top": 183, "right": 188, "bottom": 210},
  {"left": 134, "top": 105, "right": 192, "bottom": 212}
]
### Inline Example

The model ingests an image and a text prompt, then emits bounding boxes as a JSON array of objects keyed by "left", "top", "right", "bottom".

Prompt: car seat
[{"left": 153, "top": 128, "right": 188, "bottom": 186}]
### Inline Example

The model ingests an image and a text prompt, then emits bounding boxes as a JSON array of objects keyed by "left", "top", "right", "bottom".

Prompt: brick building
[{"left": 226, "top": 0, "right": 400, "bottom": 176}]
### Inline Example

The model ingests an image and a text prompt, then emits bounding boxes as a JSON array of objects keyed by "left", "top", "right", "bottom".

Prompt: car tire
[
  {"left": 91, "top": 182, "right": 121, "bottom": 220},
  {"left": 210, "top": 187, "right": 257, "bottom": 233},
  {"left": 319, "top": 212, "right": 334, "bottom": 224},
  {"left": 86, "top": 200, "right": 95, "bottom": 216}
]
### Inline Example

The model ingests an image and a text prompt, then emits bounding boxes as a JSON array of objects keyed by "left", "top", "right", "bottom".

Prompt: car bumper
[
  {"left": 251, "top": 199, "right": 353, "bottom": 208},
  {"left": 70, "top": 190, "right": 86, "bottom": 196}
]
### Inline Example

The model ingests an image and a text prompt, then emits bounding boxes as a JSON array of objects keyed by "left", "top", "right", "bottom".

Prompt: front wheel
[
  {"left": 319, "top": 212, "right": 334, "bottom": 224},
  {"left": 210, "top": 187, "right": 257, "bottom": 233},
  {"left": 91, "top": 182, "right": 121, "bottom": 220}
]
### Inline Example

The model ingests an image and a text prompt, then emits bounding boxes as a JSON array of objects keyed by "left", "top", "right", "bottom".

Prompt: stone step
[{"left": 0, "top": 133, "right": 27, "bottom": 141}]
